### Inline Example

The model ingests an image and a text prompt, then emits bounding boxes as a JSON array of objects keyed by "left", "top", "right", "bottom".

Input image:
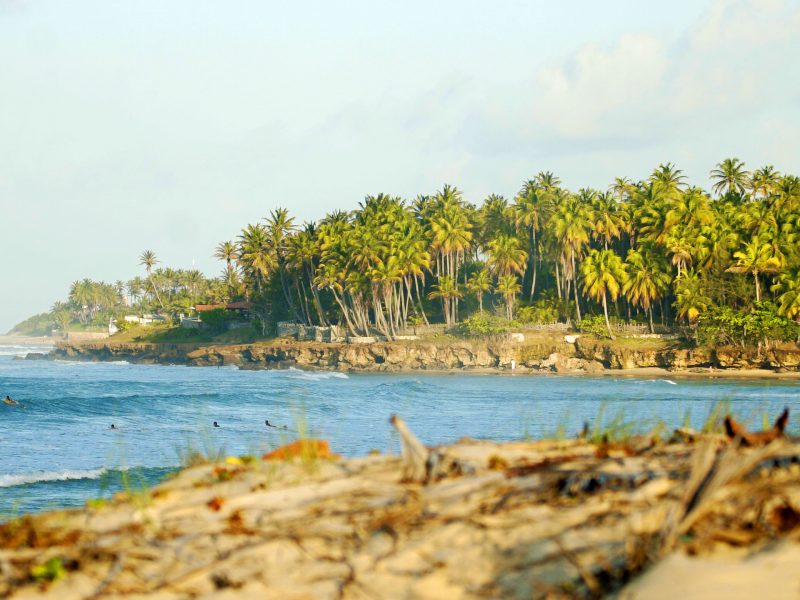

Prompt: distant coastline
[{"left": 0, "top": 334, "right": 55, "bottom": 346}]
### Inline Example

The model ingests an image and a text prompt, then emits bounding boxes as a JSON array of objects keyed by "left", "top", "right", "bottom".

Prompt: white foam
[
  {"left": 286, "top": 367, "right": 349, "bottom": 380},
  {"left": 0, "top": 344, "right": 53, "bottom": 358},
  {"left": 661, "top": 379, "right": 678, "bottom": 385},
  {"left": 0, "top": 468, "right": 106, "bottom": 488}
]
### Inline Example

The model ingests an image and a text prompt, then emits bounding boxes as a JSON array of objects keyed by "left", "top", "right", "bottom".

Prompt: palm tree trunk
[
  {"left": 754, "top": 270, "right": 761, "bottom": 302},
  {"left": 648, "top": 306, "right": 654, "bottom": 334},
  {"left": 572, "top": 252, "right": 581, "bottom": 322},
  {"left": 602, "top": 293, "right": 614, "bottom": 339},
  {"left": 414, "top": 276, "right": 429, "bottom": 325}
]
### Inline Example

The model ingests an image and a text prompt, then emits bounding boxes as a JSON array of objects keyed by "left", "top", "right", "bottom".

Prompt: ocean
[{"left": 1, "top": 343, "right": 798, "bottom": 517}]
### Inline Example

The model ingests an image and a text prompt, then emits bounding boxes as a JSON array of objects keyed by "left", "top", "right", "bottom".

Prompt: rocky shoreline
[{"left": 41, "top": 336, "right": 800, "bottom": 376}]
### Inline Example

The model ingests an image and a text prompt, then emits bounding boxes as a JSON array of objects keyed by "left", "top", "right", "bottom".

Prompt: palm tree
[
  {"left": 772, "top": 269, "right": 800, "bottom": 321},
  {"left": 649, "top": 163, "right": 687, "bottom": 198},
  {"left": 710, "top": 158, "right": 749, "bottom": 197},
  {"left": 428, "top": 275, "right": 462, "bottom": 326},
  {"left": 237, "top": 224, "right": 274, "bottom": 291},
  {"left": 590, "top": 191, "right": 625, "bottom": 250},
  {"left": 727, "top": 239, "right": 782, "bottom": 302},
  {"left": 551, "top": 191, "right": 591, "bottom": 320},
  {"left": 139, "top": 250, "right": 164, "bottom": 309},
  {"left": 486, "top": 234, "right": 527, "bottom": 277},
  {"left": 466, "top": 268, "right": 492, "bottom": 314},
  {"left": 674, "top": 270, "right": 711, "bottom": 325},
  {"left": 514, "top": 180, "right": 551, "bottom": 299},
  {"left": 580, "top": 249, "right": 628, "bottom": 338},
  {"left": 496, "top": 275, "right": 521, "bottom": 320},
  {"left": 749, "top": 165, "right": 781, "bottom": 200},
  {"left": 623, "top": 243, "right": 672, "bottom": 332}
]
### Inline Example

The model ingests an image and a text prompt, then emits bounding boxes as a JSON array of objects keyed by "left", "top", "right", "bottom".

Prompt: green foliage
[
  {"left": 455, "top": 314, "right": 514, "bottom": 337},
  {"left": 198, "top": 308, "right": 231, "bottom": 333},
  {"left": 8, "top": 312, "right": 53, "bottom": 336},
  {"left": 30, "top": 157, "right": 800, "bottom": 348},
  {"left": 516, "top": 300, "right": 559, "bottom": 325},
  {"left": 697, "top": 302, "right": 800, "bottom": 347},
  {"left": 577, "top": 315, "right": 612, "bottom": 339}
]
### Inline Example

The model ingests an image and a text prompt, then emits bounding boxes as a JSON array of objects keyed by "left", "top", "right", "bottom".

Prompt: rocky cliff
[{"left": 46, "top": 336, "right": 800, "bottom": 374}]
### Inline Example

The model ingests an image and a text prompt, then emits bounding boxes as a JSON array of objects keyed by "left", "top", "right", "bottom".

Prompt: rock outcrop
[{"left": 46, "top": 336, "right": 800, "bottom": 374}]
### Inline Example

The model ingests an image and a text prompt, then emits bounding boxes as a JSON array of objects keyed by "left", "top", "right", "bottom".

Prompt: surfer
[
  {"left": 265, "top": 420, "right": 288, "bottom": 430},
  {"left": 3, "top": 395, "right": 19, "bottom": 406},
  {"left": 110, "top": 424, "right": 117, "bottom": 430},
  {"left": 213, "top": 421, "right": 220, "bottom": 428}
]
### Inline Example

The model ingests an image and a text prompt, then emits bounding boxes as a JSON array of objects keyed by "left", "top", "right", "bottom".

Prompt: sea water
[{"left": 1, "top": 343, "right": 799, "bottom": 517}]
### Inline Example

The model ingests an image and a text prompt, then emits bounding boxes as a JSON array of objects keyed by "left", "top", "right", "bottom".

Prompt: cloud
[{"left": 527, "top": 0, "right": 800, "bottom": 144}]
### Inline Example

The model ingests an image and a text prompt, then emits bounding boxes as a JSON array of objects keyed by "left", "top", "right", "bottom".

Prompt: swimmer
[
  {"left": 110, "top": 424, "right": 118, "bottom": 430},
  {"left": 213, "top": 421, "right": 220, "bottom": 428},
  {"left": 3, "top": 395, "right": 19, "bottom": 406},
  {"left": 265, "top": 419, "right": 276, "bottom": 428}
]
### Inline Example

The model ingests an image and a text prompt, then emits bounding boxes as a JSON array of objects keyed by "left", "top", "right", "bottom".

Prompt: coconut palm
[
  {"left": 428, "top": 275, "right": 462, "bottom": 327},
  {"left": 514, "top": 179, "right": 551, "bottom": 299},
  {"left": 496, "top": 275, "right": 521, "bottom": 320},
  {"left": 772, "top": 269, "right": 800, "bottom": 321},
  {"left": 466, "top": 268, "right": 492, "bottom": 314},
  {"left": 580, "top": 249, "right": 628, "bottom": 338},
  {"left": 486, "top": 234, "right": 527, "bottom": 277},
  {"left": 623, "top": 243, "right": 672, "bottom": 332},
  {"left": 237, "top": 224, "right": 274, "bottom": 291},
  {"left": 749, "top": 166, "right": 781, "bottom": 200},
  {"left": 139, "top": 250, "right": 164, "bottom": 309},
  {"left": 711, "top": 158, "right": 749, "bottom": 197},
  {"left": 590, "top": 191, "right": 625, "bottom": 250},
  {"left": 674, "top": 270, "right": 711, "bottom": 324},
  {"left": 727, "top": 240, "right": 783, "bottom": 302}
]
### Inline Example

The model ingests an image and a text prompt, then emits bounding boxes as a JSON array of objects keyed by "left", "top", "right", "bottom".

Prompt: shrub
[
  {"left": 577, "top": 315, "right": 611, "bottom": 339},
  {"left": 697, "top": 302, "right": 800, "bottom": 347},
  {"left": 516, "top": 300, "right": 560, "bottom": 325},
  {"left": 198, "top": 308, "right": 231, "bottom": 333},
  {"left": 455, "top": 314, "right": 514, "bottom": 337}
]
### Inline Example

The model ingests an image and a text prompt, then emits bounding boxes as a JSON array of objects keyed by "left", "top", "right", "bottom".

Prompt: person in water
[
  {"left": 265, "top": 420, "right": 288, "bottom": 430},
  {"left": 213, "top": 421, "right": 220, "bottom": 428},
  {"left": 110, "top": 424, "right": 117, "bottom": 430},
  {"left": 4, "top": 395, "right": 19, "bottom": 405}
]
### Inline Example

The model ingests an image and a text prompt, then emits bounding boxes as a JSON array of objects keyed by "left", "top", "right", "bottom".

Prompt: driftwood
[{"left": 0, "top": 413, "right": 799, "bottom": 599}]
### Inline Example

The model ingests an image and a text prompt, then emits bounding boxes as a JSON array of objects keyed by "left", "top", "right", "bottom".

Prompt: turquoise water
[{"left": 1, "top": 343, "right": 798, "bottom": 517}]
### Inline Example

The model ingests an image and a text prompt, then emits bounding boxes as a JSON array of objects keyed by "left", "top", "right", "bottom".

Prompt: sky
[{"left": 1, "top": 0, "right": 799, "bottom": 333}]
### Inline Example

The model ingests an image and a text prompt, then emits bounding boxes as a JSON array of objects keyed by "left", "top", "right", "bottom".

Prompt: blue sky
[{"left": 1, "top": 0, "right": 799, "bottom": 332}]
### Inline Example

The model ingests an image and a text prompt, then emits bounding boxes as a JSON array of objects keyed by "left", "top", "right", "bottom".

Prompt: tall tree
[{"left": 580, "top": 249, "right": 628, "bottom": 338}]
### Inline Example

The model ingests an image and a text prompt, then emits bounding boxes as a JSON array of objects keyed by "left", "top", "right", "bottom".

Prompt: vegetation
[{"left": 20, "top": 159, "right": 800, "bottom": 348}]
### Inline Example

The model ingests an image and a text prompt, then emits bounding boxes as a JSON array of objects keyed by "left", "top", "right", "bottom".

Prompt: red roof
[
  {"left": 226, "top": 301, "right": 253, "bottom": 310},
  {"left": 193, "top": 302, "right": 252, "bottom": 312},
  {"left": 194, "top": 304, "right": 225, "bottom": 312}
]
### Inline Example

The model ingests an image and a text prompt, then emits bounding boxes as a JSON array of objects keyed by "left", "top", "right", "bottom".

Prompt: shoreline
[{"left": 33, "top": 338, "right": 800, "bottom": 381}]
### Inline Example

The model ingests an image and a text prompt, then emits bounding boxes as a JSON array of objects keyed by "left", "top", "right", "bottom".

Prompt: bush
[
  {"left": 577, "top": 315, "right": 611, "bottom": 339},
  {"left": 516, "top": 300, "right": 559, "bottom": 325},
  {"left": 697, "top": 302, "right": 800, "bottom": 347},
  {"left": 198, "top": 308, "right": 231, "bottom": 333},
  {"left": 455, "top": 314, "right": 514, "bottom": 337}
]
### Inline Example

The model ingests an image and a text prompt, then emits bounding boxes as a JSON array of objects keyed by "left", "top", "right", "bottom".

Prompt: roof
[
  {"left": 226, "top": 301, "right": 253, "bottom": 310},
  {"left": 193, "top": 302, "right": 253, "bottom": 312},
  {"left": 193, "top": 304, "right": 225, "bottom": 312}
]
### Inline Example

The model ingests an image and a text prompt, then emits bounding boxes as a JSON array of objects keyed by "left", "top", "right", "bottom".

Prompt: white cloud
[{"left": 527, "top": 0, "right": 800, "bottom": 143}]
